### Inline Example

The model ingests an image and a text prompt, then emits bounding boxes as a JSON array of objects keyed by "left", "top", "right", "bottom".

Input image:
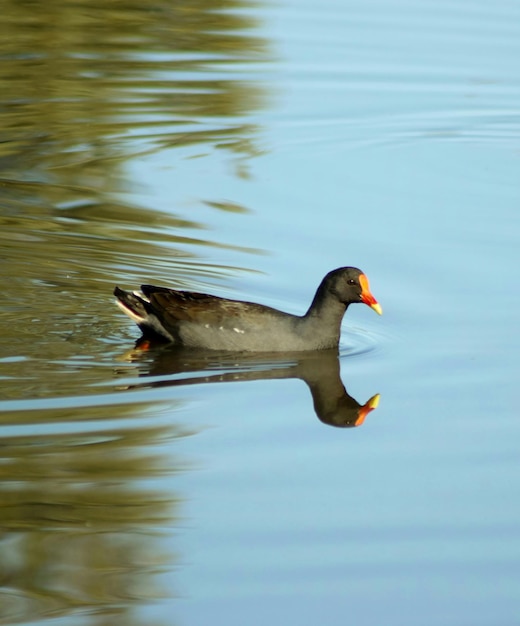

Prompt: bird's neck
[{"left": 301, "top": 288, "right": 348, "bottom": 347}]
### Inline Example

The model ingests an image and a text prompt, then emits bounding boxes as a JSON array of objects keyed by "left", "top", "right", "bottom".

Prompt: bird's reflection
[{"left": 117, "top": 340, "right": 380, "bottom": 428}]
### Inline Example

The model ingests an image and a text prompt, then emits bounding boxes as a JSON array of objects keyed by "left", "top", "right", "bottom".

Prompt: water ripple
[{"left": 339, "top": 325, "right": 394, "bottom": 359}]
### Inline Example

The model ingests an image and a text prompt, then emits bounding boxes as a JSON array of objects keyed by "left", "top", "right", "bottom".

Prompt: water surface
[{"left": 0, "top": 0, "right": 519, "bottom": 624}]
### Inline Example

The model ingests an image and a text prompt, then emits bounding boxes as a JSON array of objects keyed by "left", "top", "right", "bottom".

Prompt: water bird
[{"left": 114, "top": 266, "right": 382, "bottom": 351}]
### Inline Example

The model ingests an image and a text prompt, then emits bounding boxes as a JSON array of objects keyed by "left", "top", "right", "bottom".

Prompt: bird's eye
[{"left": 347, "top": 279, "right": 356, "bottom": 286}]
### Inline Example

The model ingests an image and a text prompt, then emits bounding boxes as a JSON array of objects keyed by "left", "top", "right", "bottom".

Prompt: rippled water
[{"left": 1, "top": 0, "right": 519, "bottom": 624}]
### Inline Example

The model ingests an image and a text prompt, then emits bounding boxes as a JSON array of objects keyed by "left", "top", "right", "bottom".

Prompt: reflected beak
[
  {"left": 359, "top": 273, "right": 383, "bottom": 315},
  {"left": 354, "top": 393, "right": 380, "bottom": 427}
]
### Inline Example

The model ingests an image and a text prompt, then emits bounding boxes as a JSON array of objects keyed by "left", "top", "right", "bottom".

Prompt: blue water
[{"left": 0, "top": 0, "right": 519, "bottom": 624}]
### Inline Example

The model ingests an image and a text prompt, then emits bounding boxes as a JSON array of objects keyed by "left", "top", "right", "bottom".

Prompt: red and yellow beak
[
  {"left": 359, "top": 274, "right": 382, "bottom": 315},
  {"left": 354, "top": 393, "right": 380, "bottom": 427}
]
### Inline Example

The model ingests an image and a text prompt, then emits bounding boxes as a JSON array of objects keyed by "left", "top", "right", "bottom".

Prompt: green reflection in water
[
  {"left": 0, "top": 401, "right": 194, "bottom": 625},
  {"left": 0, "top": 0, "right": 269, "bottom": 399},
  {"left": 0, "top": 0, "right": 267, "bottom": 168},
  {"left": 0, "top": 1, "right": 268, "bottom": 623}
]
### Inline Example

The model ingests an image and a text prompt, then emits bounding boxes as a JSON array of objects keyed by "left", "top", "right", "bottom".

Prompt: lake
[{"left": 0, "top": 0, "right": 519, "bottom": 624}]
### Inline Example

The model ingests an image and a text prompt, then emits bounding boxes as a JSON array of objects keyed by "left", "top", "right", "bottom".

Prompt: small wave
[{"left": 339, "top": 325, "right": 393, "bottom": 359}]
